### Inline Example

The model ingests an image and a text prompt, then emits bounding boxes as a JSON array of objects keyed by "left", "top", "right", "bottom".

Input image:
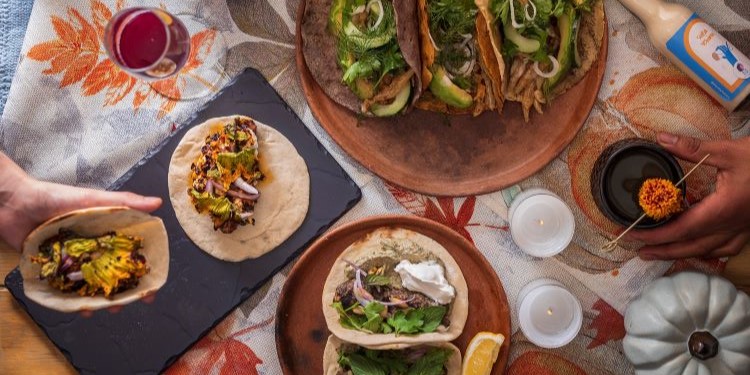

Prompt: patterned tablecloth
[{"left": 2, "top": 0, "right": 749, "bottom": 373}]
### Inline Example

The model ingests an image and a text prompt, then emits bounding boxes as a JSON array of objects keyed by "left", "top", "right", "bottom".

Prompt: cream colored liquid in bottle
[{"left": 618, "top": 0, "right": 750, "bottom": 111}]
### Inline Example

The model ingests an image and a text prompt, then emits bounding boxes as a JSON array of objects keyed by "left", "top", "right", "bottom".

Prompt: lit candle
[
  {"left": 508, "top": 188, "right": 575, "bottom": 257},
  {"left": 518, "top": 279, "right": 583, "bottom": 348}
]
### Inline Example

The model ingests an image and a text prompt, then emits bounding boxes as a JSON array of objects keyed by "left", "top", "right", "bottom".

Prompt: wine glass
[{"left": 103, "top": 7, "right": 227, "bottom": 100}]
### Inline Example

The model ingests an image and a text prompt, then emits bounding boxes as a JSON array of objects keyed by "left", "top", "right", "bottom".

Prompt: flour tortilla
[
  {"left": 20, "top": 206, "right": 169, "bottom": 312},
  {"left": 323, "top": 335, "right": 462, "bottom": 375},
  {"left": 301, "top": 0, "right": 423, "bottom": 114},
  {"left": 168, "top": 115, "right": 310, "bottom": 262},
  {"left": 322, "top": 227, "right": 469, "bottom": 349}
]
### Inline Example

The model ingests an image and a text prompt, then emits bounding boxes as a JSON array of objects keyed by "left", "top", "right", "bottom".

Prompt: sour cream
[{"left": 394, "top": 260, "right": 455, "bottom": 304}]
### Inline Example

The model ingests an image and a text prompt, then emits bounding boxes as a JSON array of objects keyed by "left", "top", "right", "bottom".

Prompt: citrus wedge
[{"left": 462, "top": 331, "right": 505, "bottom": 375}]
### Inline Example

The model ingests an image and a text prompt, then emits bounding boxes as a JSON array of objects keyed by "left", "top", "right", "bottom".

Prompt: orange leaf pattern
[
  {"left": 587, "top": 299, "right": 626, "bottom": 349},
  {"left": 25, "top": 0, "right": 217, "bottom": 119}
]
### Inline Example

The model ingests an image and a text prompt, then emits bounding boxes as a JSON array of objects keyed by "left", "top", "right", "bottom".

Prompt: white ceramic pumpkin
[{"left": 623, "top": 272, "right": 750, "bottom": 375}]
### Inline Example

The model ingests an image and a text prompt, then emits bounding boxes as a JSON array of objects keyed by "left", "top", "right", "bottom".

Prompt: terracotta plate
[
  {"left": 296, "top": 0, "right": 609, "bottom": 196},
  {"left": 276, "top": 215, "right": 511, "bottom": 374}
]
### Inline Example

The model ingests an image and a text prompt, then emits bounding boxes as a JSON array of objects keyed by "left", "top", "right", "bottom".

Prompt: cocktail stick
[{"left": 600, "top": 154, "right": 711, "bottom": 253}]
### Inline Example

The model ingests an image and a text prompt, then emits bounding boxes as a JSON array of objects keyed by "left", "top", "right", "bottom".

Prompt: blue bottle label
[{"left": 666, "top": 13, "right": 750, "bottom": 102}]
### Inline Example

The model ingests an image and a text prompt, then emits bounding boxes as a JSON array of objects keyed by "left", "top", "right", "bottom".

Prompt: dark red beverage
[{"left": 105, "top": 8, "right": 190, "bottom": 80}]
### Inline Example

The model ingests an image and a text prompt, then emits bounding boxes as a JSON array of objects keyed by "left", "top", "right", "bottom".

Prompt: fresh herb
[
  {"left": 333, "top": 302, "right": 448, "bottom": 335},
  {"left": 338, "top": 347, "right": 452, "bottom": 375},
  {"left": 365, "top": 274, "right": 392, "bottom": 286},
  {"left": 428, "top": 0, "right": 478, "bottom": 85}
]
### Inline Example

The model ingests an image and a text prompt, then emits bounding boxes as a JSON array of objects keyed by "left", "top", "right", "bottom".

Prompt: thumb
[{"left": 656, "top": 132, "right": 734, "bottom": 169}]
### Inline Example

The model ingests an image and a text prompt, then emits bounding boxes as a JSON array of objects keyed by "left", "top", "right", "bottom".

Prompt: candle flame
[
  {"left": 547, "top": 308, "right": 553, "bottom": 316},
  {"left": 537, "top": 219, "right": 544, "bottom": 226}
]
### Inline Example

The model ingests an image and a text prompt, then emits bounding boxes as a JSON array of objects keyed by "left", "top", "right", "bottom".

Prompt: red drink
[{"left": 105, "top": 8, "right": 190, "bottom": 80}]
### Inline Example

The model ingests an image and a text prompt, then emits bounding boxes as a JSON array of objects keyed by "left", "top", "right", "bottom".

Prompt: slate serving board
[{"left": 4, "top": 68, "right": 361, "bottom": 375}]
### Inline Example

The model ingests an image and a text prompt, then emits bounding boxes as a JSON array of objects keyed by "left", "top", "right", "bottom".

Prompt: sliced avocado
[
  {"left": 344, "top": 22, "right": 393, "bottom": 49},
  {"left": 545, "top": 7, "right": 578, "bottom": 90},
  {"left": 353, "top": 78, "right": 375, "bottom": 99},
  {"left": 429, "top": 66, "right": 473, "bottom": 109},
  {"left": 504, "top": 23, "right": 540, "bottom": 53},
  {"left": 371, "top": 84, "right": 411, "bottom": 117},
  {"left": 328, "top": 0, "right": 347, "bottom": 34}
]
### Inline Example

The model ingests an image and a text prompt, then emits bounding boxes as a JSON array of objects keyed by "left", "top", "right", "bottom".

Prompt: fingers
[
  {"left": 705, "top": 233, "right": 750, "bottom": 258},
  {"left": 625, "top": 194, "right": 723, "bottom": 245},
  {"left": 638, "top": 232, "right": 734, "bottom": 261},
  {"left": 656, "top": 132, "right": 736, "bottom": 169},
  {"left": 43, "top": 182, "right": 162, "bottom": 215}
]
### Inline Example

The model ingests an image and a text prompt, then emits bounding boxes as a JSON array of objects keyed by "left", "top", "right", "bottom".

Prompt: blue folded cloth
[{"left": 0, "top": 0, "right": 34, "bottom": 116}]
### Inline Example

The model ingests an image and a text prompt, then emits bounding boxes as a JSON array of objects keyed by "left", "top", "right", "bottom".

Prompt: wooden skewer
[{"left": 600, "top": 154, "right": 711, "bottom": 253}]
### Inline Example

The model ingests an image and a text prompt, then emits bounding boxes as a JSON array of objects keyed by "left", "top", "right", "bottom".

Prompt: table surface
[{"left": 1, "top": 239, "right": 748, "bottom": 374}]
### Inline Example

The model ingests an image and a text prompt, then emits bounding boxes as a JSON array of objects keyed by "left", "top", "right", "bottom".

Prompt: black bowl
[{"left": 591, "top": 138, "right": 686, "bottom": 229}]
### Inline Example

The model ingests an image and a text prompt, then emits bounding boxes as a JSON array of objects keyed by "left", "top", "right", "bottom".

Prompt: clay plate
[
  {"left": 276, "top": 215, "right": 511, "bottom": 374},
  {"left": 296, "top": 0, "right": 609, "bottom": 196}
]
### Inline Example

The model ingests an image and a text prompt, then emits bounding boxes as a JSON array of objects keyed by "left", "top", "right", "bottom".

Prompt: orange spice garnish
[{"left": 638, "top": 178, "right": 683, "bottom": 220}]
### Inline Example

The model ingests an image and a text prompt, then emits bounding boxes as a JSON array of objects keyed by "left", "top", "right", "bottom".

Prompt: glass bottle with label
[{"left": 618, "top": 0, "right": 750, "bottom": 111}]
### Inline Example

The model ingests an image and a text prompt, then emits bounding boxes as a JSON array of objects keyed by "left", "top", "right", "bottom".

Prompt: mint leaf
[
  {"left": 420, "top": 306, "right": 448, "bottom": 333},
  {"left": 347, "top": 353, "right": 387, "bottom": 375},
  {"left": 407, "top": 348, "right": 453, "bottom": 375},
  {"left": 364, "top": 274, "right": 391, "bottom": 286}
]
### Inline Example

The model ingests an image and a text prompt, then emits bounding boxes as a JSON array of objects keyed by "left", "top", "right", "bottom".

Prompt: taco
[
  {"left": 168, "top": 115, "right": 310, "bottom": 262},
  {"left": 415, "top": 0, "right": 506, "bottom": 116},
  {"left": 322, "top": 227, "right": 468, "bottom": 349},
  {"left": 477, "top": 0, "right": 605, "bottom": 121},
  {"left": 20, "top": 206, "right": 169, "bottom": 312},
  {"left": 301, "top": 0, "right": 423, "bottom": 117},
  {"left": 323, "top": 335, "right": 462, "bottom": 374}
]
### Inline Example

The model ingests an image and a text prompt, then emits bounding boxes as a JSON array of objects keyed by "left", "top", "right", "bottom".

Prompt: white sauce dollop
[{"left": 394, "top": 260, "right": 455, "bottom": 304}]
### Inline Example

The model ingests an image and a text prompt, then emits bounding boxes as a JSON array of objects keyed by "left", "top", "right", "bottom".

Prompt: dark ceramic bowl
[{"left": 591, "top": 138, "right": 686, "bottom": 229}]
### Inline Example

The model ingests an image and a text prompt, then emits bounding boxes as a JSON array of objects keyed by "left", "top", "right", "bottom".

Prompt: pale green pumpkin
[{"left": 623, "top": 272, "right": 750, "bottom": 375}]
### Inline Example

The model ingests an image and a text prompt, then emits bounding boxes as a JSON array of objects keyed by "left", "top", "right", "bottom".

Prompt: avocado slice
[
  {"left": 328, "top": 0, "right": 347, "bottom": 34},
  {"left": 371, "top": 84, "right": 411, "bottom": 117},
  {"left": 344, "top": 22, "right": 393, "bottom": 50},
  {"left": 545, "top": 7, "right": 578, "bottom": 90},
  {"left": 429, "top": 66, "right": 473, "bottom": 109},
  {"left": 504, "top": 22, "right": 540, "bottom": 54}
]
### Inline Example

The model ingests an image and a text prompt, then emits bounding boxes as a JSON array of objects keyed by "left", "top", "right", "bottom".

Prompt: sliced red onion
[
  {"left": 210, "top": 179, "right": 225, "bottom": 194},
  {"left": 509, "top": 0, "right": 523, "bottom": 28},
  {"left": 525, "top": 1, "right": 537, "bottom": 21},
  {"left": 239, "top": 212, "right": 254, "bottom": 220},
  {"left": 405, "top": 347, "right": 429, "bottom": 363},
  {"left": 67, "top": 271, "right": 83, "bottom": 281},
  {"left": 226, "top": 189, "right": 259, "bottom": 201},
  {"left": 349, "top": 264, "right": 414, "bottom": 307},
  {"left": 233, "top": 177, "right": 259, "bottom": 195},
  {"left": 205, "top": 180, "right": 215, "bottom": 195},
  {"left": 367, "top": 0, "right": 384, "bottom": 30},
  {"left": 342, "top": 258, "right": 366, "bottom": 275},
  {"left": 60, "top": 257, "right": 74, "bottom": 272}
]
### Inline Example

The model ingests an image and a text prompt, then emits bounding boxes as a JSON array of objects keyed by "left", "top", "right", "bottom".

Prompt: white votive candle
[
  {"left": 508, "top": 189, "right": 575, "bottom": 257},
  {"left": 518, "top": 279, "right": 583, "bottom": 348}
]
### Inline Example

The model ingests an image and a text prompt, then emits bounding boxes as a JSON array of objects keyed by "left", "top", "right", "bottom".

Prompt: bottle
[{"left": 618, "top": 0, "right": 750, "bottom": 111}]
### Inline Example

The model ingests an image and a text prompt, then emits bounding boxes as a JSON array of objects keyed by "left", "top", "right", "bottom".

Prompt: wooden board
[
  {"left": 276, "top": 215, "right": 511, "bottom": 374},
  {"left": 296, "top": 0, "right": 609, "bottom": 196}
]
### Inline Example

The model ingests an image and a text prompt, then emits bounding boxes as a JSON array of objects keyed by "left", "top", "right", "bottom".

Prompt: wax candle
[
  {"left": 508, "top": 189, "right": 575, "bottom": 257},
  {"left": 518, "top": 279, "right": 583, "bottom": 348}
]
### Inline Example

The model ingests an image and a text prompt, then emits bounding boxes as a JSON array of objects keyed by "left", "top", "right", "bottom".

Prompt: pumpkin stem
[{"left": 688, "top": 331, "right": 719, "bottom": 360}]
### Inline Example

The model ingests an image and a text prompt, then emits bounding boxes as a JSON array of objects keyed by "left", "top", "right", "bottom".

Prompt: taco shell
[
  {"left": 301, "top": 0, "right": 423, "bottom": 114},
  {"left": 323, "top": 335, "right": 462, "bottom": 374},
  {"left": 168, "top": 115, "right": 310, "bottom": 262},
  {"left": 20, "top": 206, "right": 169, "bottom": 312},
  {"left": 322, "top": 227, "right": 468, "bottom": 349}
]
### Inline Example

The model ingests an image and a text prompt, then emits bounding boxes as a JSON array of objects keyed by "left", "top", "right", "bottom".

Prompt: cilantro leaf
[{"left": 362, "top": 302, "right": 386, "bottom": 333}]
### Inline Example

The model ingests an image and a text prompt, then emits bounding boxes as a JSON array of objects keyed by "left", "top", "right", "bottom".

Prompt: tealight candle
[
  {"left": 508, "top": 188, "right": 575, "bottom": 257},
  {"left": 518, "top": 278, "right": 583, "bottom": 348}
]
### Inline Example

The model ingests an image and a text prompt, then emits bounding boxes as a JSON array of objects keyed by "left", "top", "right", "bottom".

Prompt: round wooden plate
[
  {"left": 296, "top": 0, "right": 608, "bottom": 196},
  {"left": 276, "top": 215, "right": 511, "bottom": 374}
]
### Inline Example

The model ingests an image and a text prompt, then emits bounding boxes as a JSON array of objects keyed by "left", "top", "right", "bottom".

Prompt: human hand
[
  {"left": 625, "top": 132, "right": 750, "bottom": 260},
  {"left": 0, "top": 153, "right": 162, "bottom": 251}
]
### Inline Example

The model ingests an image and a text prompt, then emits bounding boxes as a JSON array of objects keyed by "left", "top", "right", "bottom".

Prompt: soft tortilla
[
  {"left": 322, "top": 227, "right": 469, "bottom": 349},
  {"left": 301, "top": 0, "right": 423, "bottom": 114},
  {"left": 20, "top": 206, "right": 169, "bottom": 312},
  {"left": 168, "top": 115, "right": 310, "bottom": 262},
  {"left": 323, "top": 335, "right": 463, "bottom": 375},
  {"left": 549, "top": 0, "right": 606, "bottom": 99}
]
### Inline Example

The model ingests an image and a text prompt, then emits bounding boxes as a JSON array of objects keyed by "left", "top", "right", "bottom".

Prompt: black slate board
[{"left": 4, "top": 68, "right": 361, "bottom": 374}]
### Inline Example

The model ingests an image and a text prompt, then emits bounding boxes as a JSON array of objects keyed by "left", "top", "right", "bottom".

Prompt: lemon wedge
[{"left": 462, "top": 331, "right": 505, "bottom": 375}]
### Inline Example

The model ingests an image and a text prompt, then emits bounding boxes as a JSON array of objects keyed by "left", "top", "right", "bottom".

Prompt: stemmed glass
[{"left": 103, "top": 7, "right": 227, "bottom": 100}]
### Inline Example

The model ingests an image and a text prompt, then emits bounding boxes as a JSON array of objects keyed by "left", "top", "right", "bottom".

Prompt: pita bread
[
  {"left": 20, "top": 206, "right": 169, "bottom": 312},
  {"left": 322, "top": 227, "right": 468, "bottom": 349},
  {"left": 168, "top": 115, "right": 310, "bottom": 262},
  {"left": 323, "top": 335, "right": 462, "bottom": 374}
]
